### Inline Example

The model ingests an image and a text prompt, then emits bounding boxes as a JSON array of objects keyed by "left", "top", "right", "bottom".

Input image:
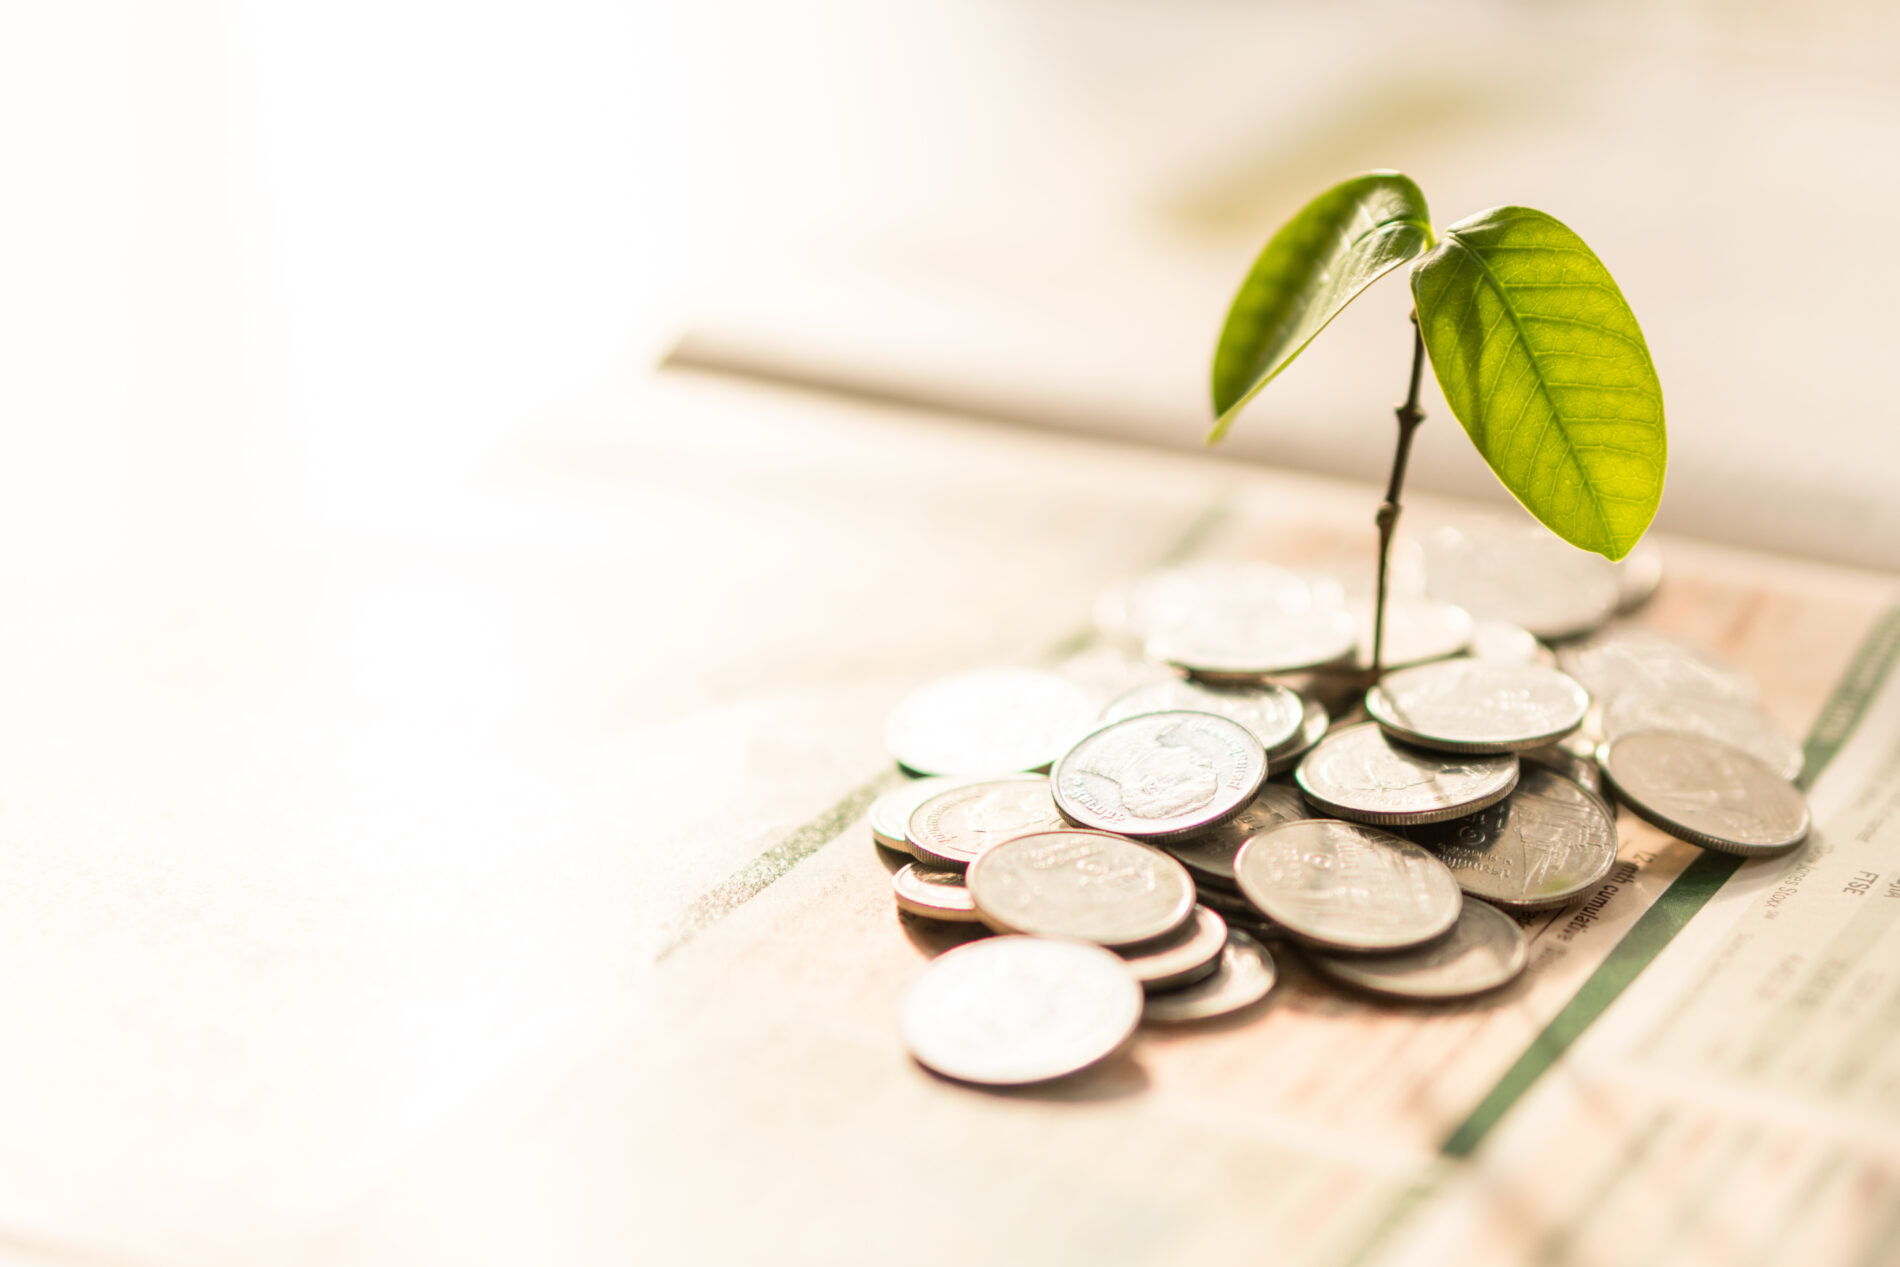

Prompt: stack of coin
[{"left": 881, "top": 529, "right": 1814, "bottom": 1086}]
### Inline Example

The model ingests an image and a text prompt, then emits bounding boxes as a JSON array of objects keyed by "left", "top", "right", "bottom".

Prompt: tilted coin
[
  {"left": 1233, "top": 819, "right": 1463, "bottom": 951},
  {"left": 1522, "top": 738, "right": 1609, "bottom": 803},
  {"left": 1191, "top": 886, "right": 1282, "bottom": 938},
  {"left": 1146, "top": 607, "right": 1359, "bottom": 681},
  {"left": 1467, "top": 620, "right": 1548, "bottom": 666},
  {"left": 1557, "top": 627, "right": 1757, "bottom": 709},
  {"left": 906, "top": 776, "right": 1064, "bottom": 868},
  {"left": 1117, "top": 905, "right": 1229, "bottom": 991},
  {"left": 1602, "top": 691, "right": 1803, "bottom": 782},
  {"left": 1397, "top": 764, "right": 1618, "bottom": 909},
  {"left": 966, "top": 829, "right": 1198, "bottom": 947},
  {"left": 891, "top": 863, "right": 983, "bottom": 922},
  {"left": 1095, "top": 560, "right": 1315, "bottom": 644},
  {"left": 1347, "top": 596, "right": 1473, "bottom": 670},
  {"left": 1053, "top": 711, "right": 1267, "bottom": 839},
  {"left": 1598, "top": 731, "right": 1811, "bottom": 856},
  {"left": 1367, "top": 660, "right": 1589, "bottom": 754},
  {"left": 1612, "top": 538, "right": 1664, "bottom": 613},
  {"left": 884, "top": 668, "right": 1095, "bottom": 776},
  {"left": 1423, "top": 525, "right": 1619, "bottom": 642},
  {"left": 1266, "top": 696, "right": 1330, "bottom": 775},
  {"left": 1295, "top": 723, "right": 1519, "bottom": 826},
  {"left": 1101, "top": 678, "right": 1304, "bottom": 754},
  {"left": 1162, "top": 783, "right": 1315, "bottom": 886},
  {"left": 869, "top": 776, "right": 977, "bottom": 851},
  {"left": 1141, "top": 930, "right": 1278, "bottom": 1023},
  {"left": 901, "top": 936, "right": 1143, "bottom": 1085},
  {"left": 1307, "top": 899, "right": 1528, "bottom": 1000}
]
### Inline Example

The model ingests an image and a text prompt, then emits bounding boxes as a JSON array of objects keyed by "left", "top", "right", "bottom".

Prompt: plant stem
[{"left": 1371, "top": 315, "right": 1427, "bottom": 680}]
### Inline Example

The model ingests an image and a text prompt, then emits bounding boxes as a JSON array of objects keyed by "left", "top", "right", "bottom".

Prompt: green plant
[{"left": 1209, "top": 171, "right": 1665, "bottom": 676}]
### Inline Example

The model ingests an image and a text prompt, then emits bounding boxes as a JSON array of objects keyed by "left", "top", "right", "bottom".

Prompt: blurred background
[{"left": 4, "top": 0, "right": 1899, "bottom": 595}]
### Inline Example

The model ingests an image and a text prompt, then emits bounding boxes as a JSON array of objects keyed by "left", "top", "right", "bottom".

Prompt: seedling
[{"left": 1209, "top": 172, "right": 1665, "bottom": 675}]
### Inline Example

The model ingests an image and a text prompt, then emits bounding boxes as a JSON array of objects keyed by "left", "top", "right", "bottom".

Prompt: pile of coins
[{"left": 876, "top": 527, "right": 1813, "bottom": 1087}]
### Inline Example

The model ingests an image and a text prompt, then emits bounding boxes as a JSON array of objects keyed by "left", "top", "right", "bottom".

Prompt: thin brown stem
[{"left": 1371, "top": 315, "right": 1427, "bottom": 679}]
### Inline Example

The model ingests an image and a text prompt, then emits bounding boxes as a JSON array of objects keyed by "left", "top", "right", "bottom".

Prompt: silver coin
[
  {"left": 1599, "top": 731, "right": 1811, "bottom": 856},
  {"left": 1612, "top": 539, "right": 1664, "bottom": 613},
  {"left": 966, "top": 829, "right": 1198, "bottom": 947},
  {"left": 1117, "top": 905, "right": 1229, "bottom": 991},
  {"left": 1347, "top": 596, "right": 1473, "bottom": 670},
  {"left": 869, "top": 776, "right": 977, "bottom": 850},
  {"left": 906, "top": 776, "right": 1064, "bottom": 868},
  {"left": 1307, "top": 899, "right": 1528, "bottom": 1000},
  {"left": 891, "top": 863, "right": 984, "bottom": 922},
  {"left": 884, "top": 668, "right": 1095, "bottom": 776},
  {"left": 1466, "top": 620, "right": 1548, "bottom": 666},
  {"left": 1423, "top": 525, "right": 1619, "bottom": 642},
  {"left": 1100, "top": 679, "right": 1304, "bottom": 754},
  {"left": 1162, "top": 783, "right": 1315, "bottom": 885},
  {"left": 1295, "top": 723, "right": 1520, "bottom": 826},
  {"left": 1601, "top": 691, "right": 1802, "bottom": 782},
  {"left": 1367, "top": 660, "right": 1589, "bottom": 754},
  {"left": 1557, "top": 627, "right": 1757, "bottom": 709},
  {"left": 1146, "top": 607, "right": 1359, "bottom": 680},
  {"left": 1521, "top": 736, "right": 1609, "bottom": 804},
  {"left": 901, "top": 936, "right": 1143, "bottom": 1085},
  {"left": 1141, "top": 930, "right": 1278, "bottom": 1022},
  {"left": 1266, "top": 696, "right": 1330, "bottom": 775},
  {"left": 1233, "top": 819, "right": 1463, "bottom": 951},
  {"left": 1053, "top": 711, "right": 1267, "bottom": 839},
  {"left": 1397, "top": 764, "right": 1618, "bottom": 909},
  {"left": 1095, "top": 560, "right": 1316, "bottom": 644}
]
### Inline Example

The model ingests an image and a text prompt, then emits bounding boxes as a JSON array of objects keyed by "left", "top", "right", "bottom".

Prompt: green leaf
[
  {"left": 1210, "top": 171, "right": 1433, "bottom": 442},
  {"left": 1410, "top": 207, "right": 1665, "bottom": 561}
]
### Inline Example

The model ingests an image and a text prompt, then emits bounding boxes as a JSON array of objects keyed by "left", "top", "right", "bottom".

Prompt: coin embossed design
[
  {"left": 869, "top": 776, "right": 978, "bottom": 851},
  {"left": 901, "top": 936, "right": 1143, "bottom": 1085},
  {"left": 1147, "top": 608, "right": 1359, "bottom": 680},
  {"left": 1117, "top": 905, "right": 1229, "bottom": 991},
  {"left": 1101, "top": 679, "right": 1304, "bottom": 755},
  {"left": 1142, "top": 931, "right": 1278, "bottom": 1022},
  {"left": 1308, "top": 899, "right": 1528, "bottom": 1000},
  {"left": 1367, "top": 660, "right": 1589, "bottom": 754},
  {"left": 1163, "top": 783, "right": 1315, "bottom": 885},
  {"left": 891, "top": 863, "right": 982, "bottom": 922},
  {"left": 1233, "top": 819, "right": 1463, "bottom": 951},
  {"left": 1599, "top": 731, "right": 1811, "bottom": 855},
  {"left": 906, "top": 776, "right": 1063, "bottom": 868},
  {"left": 1398, "top": 764, "right": 1617, "bottom": 908},
  {"left": 884, "top": 668, "right": 1095, "bottom": 776},
  {"left": 1601, "top": 692, "right": 1803, "bottom": 782},
  {"left": 1295, "top": 723, "right": 1519, "bottom": 826},
  {"left": 966, "top": 830, "right": 1197, "bottom": 947},
  {"left": 1053, "top": 711, "right": 1267, "bottom": 839}
]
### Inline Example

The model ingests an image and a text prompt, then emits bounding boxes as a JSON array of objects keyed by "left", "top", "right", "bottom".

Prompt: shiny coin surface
[
  {"left": 1522, "top": 737, "right": 1609, "bottom": 803},
  {"left": 1612, "top": 539, "right": 1664, "bottom": 613},
  {"left": 906, "top": 776, "right": 1064, "bottom": 868},
  {"left": 1348, "top": 596, "right": 1473, "bottom": 670},
  {"left": 1599, "top": 731, "right": 1811, "bottom": 856},
  {"left": 1601, "top": 691, "right": 1803, "bottom": 782},
  {"left": 884, "top": 668, "right": 1094, "bottom": 776},
  {"left": 1142, "top": 930, "right": 1278, "bottom": 1022},
  {"left": 1147, "top": 608, "right": 1359, "bottom": 680},
  {"left": 967, "top": 830, "right": 1198, "bottom": 946},
  {"left": 1367, "top": 660, "right": 1589, "bottom": 754},
  {"left": 1162, "top": 783, "right": 1315, "bottom": 886},
  {"left": 1295, "top": 723, "right": 1519, "bottom": 826},
  {"left": 1053, "top": 711, "right": 1267, "bottom": 839},
  {"left": 891, "top": 863, "right": 983, "bottom": 922},
  {"left": 1467, "top": 620, "right": 1547, "bottom": 666},
  {"left": 869, "top": 776, "right": 976, "bottom": 851},
  {"left": 1234, "top": 819, "right": 1463, "bottom": 951},
  {"left": 1308, "top": 899, "right": 1528, "bottom": 1000},
  {"left": 1095, "top": 561, "right": 1316, "bottom": 644},
  {"left": 1118, "top": 905, "right": 1229, "bottom": 991},
  {"left": 1558, "top": 627, "right": 1757, "bottom": 708},
  {"left": 1266, "top": 696, "right": 1331, "bottom": 775},
  {"left": 1423, "top": 525, "right": 1619, "bottom": 642},
  {"left": 1100, "top": 679, "right": 1304, "bottom": 754},
  {"left": 1398, "top": 764, "right": 1618, "bottom": 908},
  {"left": 901, "top": 936, "right": 1143, "bottom": 1085}
]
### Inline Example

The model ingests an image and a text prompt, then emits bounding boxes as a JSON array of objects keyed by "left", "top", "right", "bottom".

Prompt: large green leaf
[
  {"left": 1411, "top": 207, "right": 1665, "bottom": 561},
  {"left": 1210, "top": 171, "right": 1433, "bottom": 441}
]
